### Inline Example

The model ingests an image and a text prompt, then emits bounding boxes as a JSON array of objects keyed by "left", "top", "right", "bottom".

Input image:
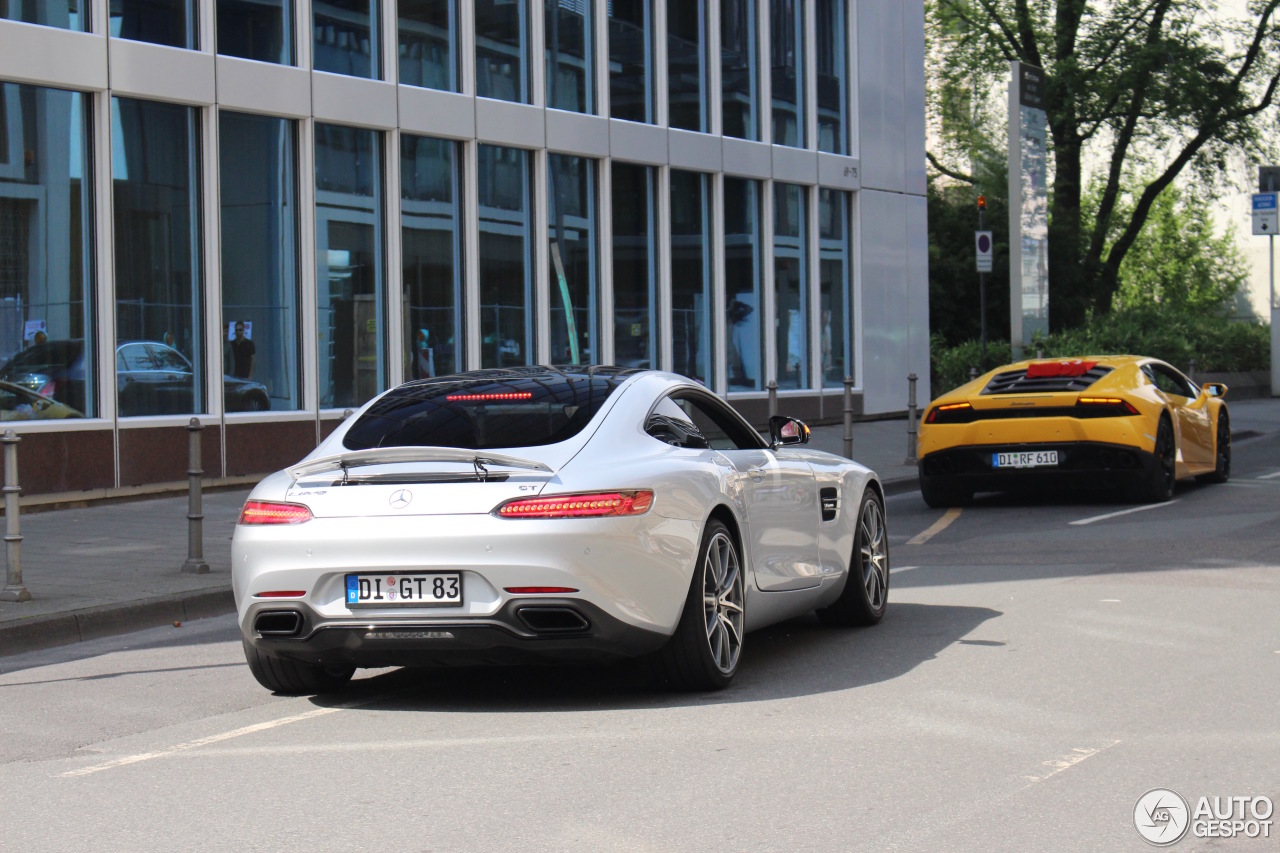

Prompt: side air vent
[
  {"left": 981, "top": 365, "right": 1114, "bottom": 394},
  {"left": 820, "top": 488, "right": 838, "bottom": 521}
]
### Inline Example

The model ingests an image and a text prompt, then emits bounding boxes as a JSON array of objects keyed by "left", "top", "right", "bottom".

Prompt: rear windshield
[
  {"left": 343, "top": 368, "right": 637, "bottom": 450},
  {"left": 3, "top": 340, "right": 81, "bottom": 371}
]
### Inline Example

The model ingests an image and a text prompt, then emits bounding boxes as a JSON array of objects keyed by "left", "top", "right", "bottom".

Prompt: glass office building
[{"left": 0, "top": 0, "right": 927, "bottom": 495}]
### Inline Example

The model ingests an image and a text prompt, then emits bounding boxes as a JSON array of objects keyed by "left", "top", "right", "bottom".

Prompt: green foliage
[{"left": 931, "top": 309, "right": 1270, "bottom": 395}]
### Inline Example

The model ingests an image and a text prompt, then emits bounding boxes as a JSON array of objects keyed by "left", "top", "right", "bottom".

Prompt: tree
[{"left": 927, "top": 0, "right": 1280, "bottom": 329}]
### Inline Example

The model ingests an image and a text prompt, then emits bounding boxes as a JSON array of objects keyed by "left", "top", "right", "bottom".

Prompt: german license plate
[
  {"left": 993, "top": 450, "right": 1058, "bottom": 469},
  {"left": 345, "top": 573, "right": 462, "bottom": 607}
]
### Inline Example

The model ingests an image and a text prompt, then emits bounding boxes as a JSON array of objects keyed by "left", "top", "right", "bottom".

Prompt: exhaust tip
[
  {"left": 254, "top": 610, "right": 303, "bottom": 637},
  {"left": 516, "top": 606, "right": 590, "bottom": 635}
]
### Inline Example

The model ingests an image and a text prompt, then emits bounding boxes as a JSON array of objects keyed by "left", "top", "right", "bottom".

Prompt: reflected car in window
[
  {"left": 0, "top": 380, "right": 83, "bottom": 421},
  {"left": 0, "top": 339, "right": 271, "bottom": 416}
]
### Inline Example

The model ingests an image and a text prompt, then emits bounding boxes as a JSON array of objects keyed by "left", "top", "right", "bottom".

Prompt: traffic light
[{"left": 976, "top": 195, "right": 987, "bottom": 211}]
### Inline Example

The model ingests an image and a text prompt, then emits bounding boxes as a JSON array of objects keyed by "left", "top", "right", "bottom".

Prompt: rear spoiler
[{"left": 288, "top": 447, "right": 554, "bottom": 481}]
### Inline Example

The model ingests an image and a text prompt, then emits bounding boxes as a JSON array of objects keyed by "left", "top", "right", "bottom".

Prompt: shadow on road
[{"left": 309, "top": 602, "right": 1001, "bottom": 713}]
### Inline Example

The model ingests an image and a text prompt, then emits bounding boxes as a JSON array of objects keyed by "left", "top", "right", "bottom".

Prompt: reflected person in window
[{"left": 231, "top": 321, "right": 256, "bottom": 379}]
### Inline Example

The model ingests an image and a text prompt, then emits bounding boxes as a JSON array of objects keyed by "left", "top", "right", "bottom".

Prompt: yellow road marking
[{"left": 907, "top": 507, "right": 962, "bottom": 546}]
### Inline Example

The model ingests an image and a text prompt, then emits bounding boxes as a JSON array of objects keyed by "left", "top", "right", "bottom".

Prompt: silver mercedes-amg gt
[{"left": 232, "top": 366, "right": 889, "bottom": 693}]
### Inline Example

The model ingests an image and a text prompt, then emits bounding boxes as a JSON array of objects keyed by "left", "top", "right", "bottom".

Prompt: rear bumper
[
  {"left": 919, "top": 440, "right": 1158, "bottom": 493},
  {"left": 241, "top": 597, "right": 671, "bottom": 668}
]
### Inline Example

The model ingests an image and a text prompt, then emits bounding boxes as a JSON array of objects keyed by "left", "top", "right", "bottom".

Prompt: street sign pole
[
  {"left": 979, "top": 206, "right": 987, "bottom": 366},
  {"left": 1253, "top": 190, "right": 1279, "bottom": 396},
  {"left": 1272, "top": 233, "right": 1278, "bottom": 397}
]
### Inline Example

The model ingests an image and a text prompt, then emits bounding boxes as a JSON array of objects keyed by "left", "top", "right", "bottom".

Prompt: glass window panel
[
  {"left": 0, "top": 84, "right": 93, "bottom": 418},
  {"left": 112, "top": 97, "right": 202, "bottom": 417},
  {"left": 110, "top": 0, "right": 196, "bottom": 47},
  {"left": 666, "top": 0, "right": 706, "bottom": 132},
  {"left": 219, "top": 112, "right": 298, "bottom": 412},
  {"left": 670, "top": 169, "right": 713, "bottom": 386},
  {"left": 774, "top": 182, "right": 807, "bottom": 389},
  {"left": 721, "top": 0, "right": 757, "bottom": 140},
  {"left": 611, "top": 162, "right": 656, "bottom": 369},
  {"left": 770, "top": 0, "right": 804, "bottom": 148},
  {"left": 315, "top": 123, "right": 385, "bottom": 408},
  {"left": 815, "top": 0, "right": 846, "bottom": 154},
  {"left": 2, "top": 0, "right": 85, "bottom": 30},
  {"left": 545, "top": 0, "right": 593, "bottom": 113},
  {"left": 724, "top": 176, "right": 761, "bottom": 391},
  {"left": 218, "top": 0, "right": 292, "bottom": 63},
  {"left": 399, "top": 0, "right": 457, "bottom": 91},
  {"left": 475, "top": 0, "right": 528, "bottom": 103},
  {"left": 608, "top": 0, "right": 652, "bottom": 123},
  {"left": 819, "top": 188, "right": 851, "bottom": 386},
  {"left": 478, "top": 144, "right": 533, "bottom": 367},
  {"left": 313, "top": 0, "right": 379, "bottom": 79},
  {"left": 401, "top": 134, "right": 463, "bottom": 379},
  {"left": 548, "top": 153, "right": 596, "bottom": 365}
]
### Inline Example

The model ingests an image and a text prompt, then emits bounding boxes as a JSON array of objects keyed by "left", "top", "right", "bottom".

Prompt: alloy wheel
[
  {"left": 860, "top": 498, "right": 888, "bottom": 611},
  {"left": 702, "top": 531, "right": 744, "bottom": 675}
]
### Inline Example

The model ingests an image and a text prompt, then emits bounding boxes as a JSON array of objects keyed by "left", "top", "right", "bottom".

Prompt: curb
[
  {"left": 882, "top": 475, "right": 919, "bottom": 497},
  {"left": 0, "top": 587, "right": 235, "bottom": 658}
]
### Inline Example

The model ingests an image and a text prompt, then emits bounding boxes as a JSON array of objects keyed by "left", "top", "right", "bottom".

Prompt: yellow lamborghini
[{"left": 917, "top": 356, "right": 1230, "bottom": 507}]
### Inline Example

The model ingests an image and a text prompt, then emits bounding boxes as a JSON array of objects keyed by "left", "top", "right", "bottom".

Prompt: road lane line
[
  {"left": 907, "top": 508, "right": 962, "bottom": 546},
  {"left": 1022, "top": 739, "right": 1121, "bottom": 785},
  {"left": 1068, "top": 500, "right": 1178, "bottom": 527},
  {"left": 889, "top": 565, "right": 920, "bottom": 575},
  {"left": 1257, "top": 471, "right": 1280, "bottom": 480},
  {"left": 60, "top": 699, "right": 372, "bottom": 778}
]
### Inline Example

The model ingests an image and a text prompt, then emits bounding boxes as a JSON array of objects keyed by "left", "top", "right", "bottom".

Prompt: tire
[
  {"left": 818, "top": 490, "right": 890, "bottom": 627},
  {"left": 919, "top": 475, "right": 971, "bottom": 509},
  {"left": 1198, "top": 411, "right": 1230, "bottom": 484},
  {"left": 1140, "top": 416, "right": 1177, "bottom": 503},
  {"left": 242, "top": 638, "right": 355, "bottom": 695},
  {"left": 657, "top": 519, "right": 745, "bottom": 691}
]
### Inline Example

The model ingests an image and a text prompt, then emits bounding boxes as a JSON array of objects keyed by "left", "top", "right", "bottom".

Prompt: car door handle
[{"left": 747, "top": 467, "right": 766, "bottom": 480}]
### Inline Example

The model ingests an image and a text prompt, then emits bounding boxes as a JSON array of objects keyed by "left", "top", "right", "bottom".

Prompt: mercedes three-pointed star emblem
[{"left": 388, "top": 489, "right": 413, "bottom": 509}]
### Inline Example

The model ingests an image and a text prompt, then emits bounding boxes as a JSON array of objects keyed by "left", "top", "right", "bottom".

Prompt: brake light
[
  {"left": 1076, "top": 397, "right": 1139, "bottom": 415},
  {"left": 504, "top": 586, "right": 580, "bottom": 594},
  {"left": 445, "top": 392, "right": 534, "bottom": 402},
  {"left": 254, "top": 590, "right": 307, "bottom": 598},
  {"left": 925, "top": 402, "right": 974, "bottom": 424},
  {"left": 496, "top": 490, "right": 654, "bottom": 518},
  {"left": 239, "top": 500, "right": 313, "bottom": 525},
  {"left": 36, "top": 379, "right": 57, "bottom": 398}
]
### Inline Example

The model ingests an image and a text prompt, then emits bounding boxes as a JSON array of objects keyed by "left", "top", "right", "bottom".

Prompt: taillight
[
  {"left": 1075, "top": 397, "right": 1139, "bottom": 416},
  {"left": 496, "top": 490, "right": 654, "bottom": 518},
  {"left": 504, "top": 586, "right": 580, "bottom": 594},
  {"left": 239, "top": 500, "right": 313, "bottom": 525},
  {"left": 36, "top": 379, "right": 57, "bottom": 398},
  {"left": 925, "top": 402, "right": 975, "bottom": 424}
]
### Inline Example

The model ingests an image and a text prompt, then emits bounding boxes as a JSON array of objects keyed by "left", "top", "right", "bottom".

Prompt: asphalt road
[{"left": 3, "top": 438, "right": 1279, "bottom": 852}]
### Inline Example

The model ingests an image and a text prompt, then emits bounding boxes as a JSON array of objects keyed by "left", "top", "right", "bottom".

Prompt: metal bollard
[
  {"left": 1036, "top": 346, "right": 1044, "bottom": 359},
  {"left": 1, "top": 430, "right": 30, "bottom": 602},
  {"left": 767, "top": 380, "right": 778, "bottom": 419},
  {"left": 842, "top": 375, "right": 854, "bottom": 459},
  {"left": 182, "top": 418, "right": 209, "bottom": 574},
  {"left": 905, "top": 373, "right": 919, "bottom": 465},
  {"left": 968, "top": 366, "right": 979, "bottom": 382},
  {"left": 343, "top": 408, "right": 354, "bottom": 419},
  {"left": 1188, "top": 358, "right": 1197, "bottom": 378}
]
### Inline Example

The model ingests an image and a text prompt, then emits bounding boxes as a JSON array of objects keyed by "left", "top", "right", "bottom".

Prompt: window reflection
[
  {"left": 314, "top": 0, "right": 379, "bottom": 79},
  {"left": 401, "top": 134, "right": 463, "bottom": 379},
  {"left": 315, "top": 123, "right": 384, "bottom": 408},
  {"left": 546, "top": 0, "right": 593, "bottom": 113},
  {"left": 110, "top": 0, "right": 197, "bottom": 48},
  {"left": 219, "top": 112, "right": 299, "bottom": 412},
  {"left": 721, "top": 0, "right": 757, "bottom": 140},
  {"left": 475, "top": 0, "right": 528, "bottom": 103},
  {"left": 770, "top": 0, "right": 804, "bottom": 148},
  {"left": 666, "top": 0, "right": 706, "bottom": 132},
  {"left": 816, "top": 0, "right": 847, "bottom": 154},
  {"left": 399, "top": 0, "right": 456, "bottom": 90},
  {"left": 548, "top": 154, "right": 596, "bottom": 365},
  {"left": 670, "top": 170, "right": 712, "bottom": 386},
  {"left": 608, "top": 0, "right": 651, "bottom": 122},
  {"left": 218, "top": 0, "right": 293, "bottom": 64},
  {"left": 0, "top": 84, "right": 93, "bottom": 418},
  {"left": 724, "top": 177, "right": 761, "bottom": 391},
  {"left": 819, "top": 188, "right": 851, "bottom": 386},
  {"left": 3, "top": 0, "right": 84, "bottom": 30},
  {"left": 612, "top": 162, "right": 657, "bottom": 369},
  {"left": 478, "top": 144, "right": 533, "bottom": 367},
  {"left": 112, "top": 97, "right": 202, "bottom": 416},
  {"left": 774, "top": 183, "right": 807, "bottom": 389}
]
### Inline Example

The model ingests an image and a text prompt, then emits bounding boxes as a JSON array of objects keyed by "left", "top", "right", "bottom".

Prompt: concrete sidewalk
[{"left": 3, "top": 399, "right": 1276, "bottom": 657}]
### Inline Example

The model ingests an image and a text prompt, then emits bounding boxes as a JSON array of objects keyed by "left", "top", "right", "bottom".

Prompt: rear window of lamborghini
[{"left": 343, "top": 366, "right": 639, "bottom": 450}]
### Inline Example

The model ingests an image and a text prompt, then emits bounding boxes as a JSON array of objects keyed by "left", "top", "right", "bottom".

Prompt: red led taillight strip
[
  {"left": 496, "top": 490, "right": 654, "bottom": 518},
  {"left": 445, "top": 392, "right": 534, "bottom": 401},
  {"left": 239, "top": 500, "right": 313, "bottom": 525}
]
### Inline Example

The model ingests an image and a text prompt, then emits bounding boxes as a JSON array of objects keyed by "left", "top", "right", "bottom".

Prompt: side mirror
[
  {"left": 1202, "top": 382, "right": 1228, "bottom": 399},
  {"left": 769, "top": 416, "right": 810, "bottom": 448}
]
